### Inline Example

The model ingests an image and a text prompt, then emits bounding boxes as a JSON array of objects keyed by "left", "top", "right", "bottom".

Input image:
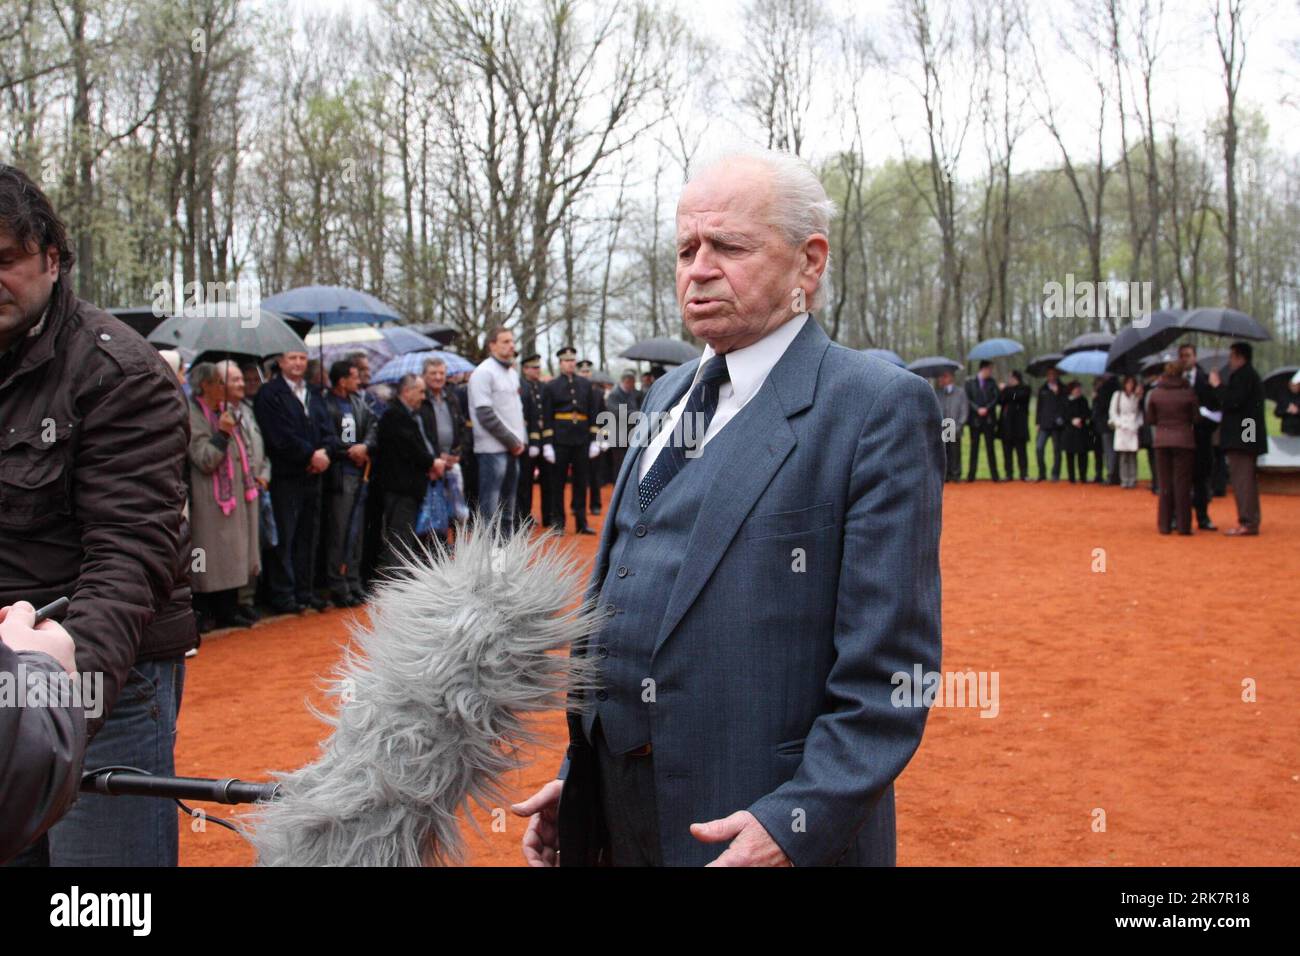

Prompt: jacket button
[
  {"left": 634, "top": 524, "right": 646, "bottom": 537},
  {"left": 596, "top": 689, "right": 608, "bottom": 701},
  {"left": 597, "top": 646, "right": 609, "bottom": 658},
  {"left": 616, "top": 565, "right": 628, "bottom": 578}
]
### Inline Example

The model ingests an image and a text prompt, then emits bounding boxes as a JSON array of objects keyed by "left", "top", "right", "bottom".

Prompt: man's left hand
[{"left": 690, "top": 811, "right": 791, "bottom": 867}]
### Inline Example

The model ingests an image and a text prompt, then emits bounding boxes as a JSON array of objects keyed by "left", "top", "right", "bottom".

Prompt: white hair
[{"left": 686, "top": 144, "right": 837, "bottom": 311}]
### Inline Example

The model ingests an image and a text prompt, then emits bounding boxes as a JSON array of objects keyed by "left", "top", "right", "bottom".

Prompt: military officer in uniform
[
  {"left": 517, "top": 353, "right": 546, "bottom": 528},
  {"left": 542, "top": 346, "right": 600, "bottom": 535},
  {"left": 577, "top": 358, "right": 607, "bottom": 515}
]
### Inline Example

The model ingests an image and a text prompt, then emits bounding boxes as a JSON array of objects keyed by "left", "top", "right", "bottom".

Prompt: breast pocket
[
  {"left": 0, "top": 423, "right": 74, "bottom": 530},
  {"left": 739, "top": 501, "right": 836, "bottom": 540}
]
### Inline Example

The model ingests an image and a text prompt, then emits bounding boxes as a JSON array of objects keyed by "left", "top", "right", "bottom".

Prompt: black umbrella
[
  {"left": 906, "top": 355, "right": 961, "bottom": 379},
  {"left": 621, "top": 337, "right": 702, "bottom": 365},
  {"left": 147, "top": 303, "right": 306, "bottom": 360},
  {"left": 1179, "top": 307, "right": 1271, "bottom": 341},
  {"left": 408, "top": 322, "right": 459, "bottom": 346},
  {"left": 1105, "top": 309, "right": 1186, "bottom": 374},
  {"left": 1063, "top": 332, "right": 1115, "bottom": 355},
  {"left": 1262, "top": 365, "right": 1299, "bottom": 405},
  {"left": 340, "top": 461, "right": 371, "bottom": 579},
  {"left": 1026, "top": 352, "right": 1064, "bottom": 377}
]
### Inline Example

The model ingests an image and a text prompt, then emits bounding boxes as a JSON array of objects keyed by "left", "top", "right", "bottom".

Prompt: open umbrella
[
  {"left": 1026, "top": 353, "right": 1064, "bottom": 377},
  {"left": 408, "top": 322, "right": 459, "bottom": 347},
  {"left": 1179, "top": 307, "right": 1271, "bottom": 342},
  {"left": 1262, "top": 366, "right": 1300, "bottom": 405},
  {"left": 262, "top": 285, "right": 401, "bottom": 327},
  {"left": 374, "top": 350, "right": 476, "bottom": 384},
  {"left": 906, "top": 356, "right": 961, "bottom": 379},
  {"left": 147, "top": 303, "right": 305, "bottom": 360},
  {"left": 1056, "top": 350, "right": 1110, "bottom": 376},
  {"left": 966, "top": 338, "right": 1023, "bottom": 362},
  {"left": 1063, "top": 332, "right": 1115, "bottom": 355},
  {"left": 621, "top": 337, "right": 702, "bottom": 365},
  {"left": 588, "top": 369, "right": 615, "bottom": 386},
  {"left": 862, "top": 348, "right": 906, "bottom": 367},
  {"left": 1105, "top": 309, "right": 1186, "bottom": 374}
]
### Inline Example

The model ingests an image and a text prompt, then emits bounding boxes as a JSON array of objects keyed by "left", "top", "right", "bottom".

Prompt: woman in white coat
[{"left": 1108, "top": 375, "right": 1143, "bottom": 488}]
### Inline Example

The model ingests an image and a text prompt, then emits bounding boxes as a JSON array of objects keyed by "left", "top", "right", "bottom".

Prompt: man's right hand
[
  {"left": 511, "top": 778, "right": 564, "bottom": 867},
  {"left": 542, "top": 444, "right": 556, "bottom": 464},
  {"left": 0, "top": 601, "right": 76, "bottom": 675},
  {"left": 308, "top": 448, "right": 329, "bottom": 473}
]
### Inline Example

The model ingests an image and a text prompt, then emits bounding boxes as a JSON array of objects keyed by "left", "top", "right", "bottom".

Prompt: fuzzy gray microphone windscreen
[{"left": 249, "top": 519, "right": 605, "bottom": 866}]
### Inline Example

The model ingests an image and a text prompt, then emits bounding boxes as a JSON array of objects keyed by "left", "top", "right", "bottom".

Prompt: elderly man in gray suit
[{"left": 513, "top": 148, "right": 943, "bottom": 867}]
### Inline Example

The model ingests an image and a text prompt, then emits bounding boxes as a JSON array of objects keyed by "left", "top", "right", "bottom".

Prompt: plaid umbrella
[{"left": 373, "top": 350, "right": 476, "bottom": 383}]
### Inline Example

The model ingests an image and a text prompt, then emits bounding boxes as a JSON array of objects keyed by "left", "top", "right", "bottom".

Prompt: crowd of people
[
  {"left": 179, "top": 334, "right": 667, "bottom": 633},
  {"left": 934, "top": 343, "right": 1283, "bottom": 536}
]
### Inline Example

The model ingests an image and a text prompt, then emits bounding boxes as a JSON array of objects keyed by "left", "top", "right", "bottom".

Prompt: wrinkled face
[
  {"left": 423, "top": 363, "right": 446, "bottom": 393},
  {"left": 280, "top": 351, "right": 308, "bottom": 380},
  {"left": 675, "top": 160, "right": 826, "bottom": 354},
  {"left": 0, "top": 230, "right": 58, "bottom": 349},
  {"left": 489, "top": 331, "right": 515, "bottom": 363},
  {"left": 221, "top": 365, "right": 246, "bottom": 404}
]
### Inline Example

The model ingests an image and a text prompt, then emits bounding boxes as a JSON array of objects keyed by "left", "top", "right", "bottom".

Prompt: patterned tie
[{"left": 637, "top": 354, "right": 730, "bottom": 511}]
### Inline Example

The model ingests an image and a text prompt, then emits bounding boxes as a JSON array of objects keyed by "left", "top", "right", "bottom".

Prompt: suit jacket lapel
[{"left": 651, "top": 316, "right": 829, "bottom": 657}]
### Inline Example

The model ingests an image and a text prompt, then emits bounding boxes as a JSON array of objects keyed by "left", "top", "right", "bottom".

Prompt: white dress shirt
[{"left": 638, "top": 313, "right": 808, "bottom": 482}]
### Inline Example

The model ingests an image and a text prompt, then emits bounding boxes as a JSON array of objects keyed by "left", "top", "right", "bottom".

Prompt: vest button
[
  {"left": 596, "top": 689, "right": 609, "bottom": 701},
  {"left": 634, "top": 524, "right": 647, "bottom": 537},
  {"left": 616, "top": 565, "right": 628, "bottom": 578}
]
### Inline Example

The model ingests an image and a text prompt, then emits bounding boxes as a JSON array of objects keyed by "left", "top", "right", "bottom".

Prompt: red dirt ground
[{"left": 176, "top": 482, "right": 1300, "bottom": 866}]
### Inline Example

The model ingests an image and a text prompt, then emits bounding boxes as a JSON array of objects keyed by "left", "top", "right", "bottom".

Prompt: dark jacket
[
  {"left": 1146, "top": 378, "right": 1197, "bottom": 449},
  {"left": 1092, "top": 376, "right": 1119, "bottom": 436},
  {"left": 420, "top": 390, "right": 464, "bottom": 459},
  {"left": 964, "top": 375, "right": 999, "bottom": 432},
  {"left": 996, "top": 383, "right": 1031, "bottom": 443},
  {"left": 319, "top": 388, "right": 379, "bottom": 488},
  {"left": 1036, "top": 380, "right": 1068, "bottom": 430},
  {"left": 1188, "top": 365, "right": 1220, "bottom": 442},
  {"left": 0, "top": 279, "right": 189, "bottom": 737},
  {"left": 1278, "top": 391, "right": 1300, "bottom": 437},
  {"left": 253, "top": 374, "right": 322, "bottom": 478},
  {"left": 376, "top": 402, "right": 438, "bottom": 500},
  {"left": 0, "top": 643, "right": 87, "bottom": 863},
  {"left": 1062, "top": 394, "right": 1093, "bottom": 453},
  {"left": 1215, "top": 363, "right": 1268, "bottom": 456}
]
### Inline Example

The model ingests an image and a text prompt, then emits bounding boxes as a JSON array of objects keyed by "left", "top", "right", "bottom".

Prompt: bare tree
[{"left": 1212, "top": 0, "right": 1247, "bottom": 309}]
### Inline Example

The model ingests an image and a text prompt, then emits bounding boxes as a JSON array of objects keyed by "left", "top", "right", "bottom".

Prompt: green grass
[{"left": 953, "top": 399, "right": 1154, "bottom": 483}]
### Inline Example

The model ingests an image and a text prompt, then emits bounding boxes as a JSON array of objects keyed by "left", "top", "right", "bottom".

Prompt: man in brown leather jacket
[{"left": 0, "top": 164, "right": 194, "bottom": 866}]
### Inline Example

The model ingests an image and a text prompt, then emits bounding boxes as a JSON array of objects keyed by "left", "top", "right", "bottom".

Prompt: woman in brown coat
[{"left": 1144, "top": 361, "right": 1198, "bottom": 535}]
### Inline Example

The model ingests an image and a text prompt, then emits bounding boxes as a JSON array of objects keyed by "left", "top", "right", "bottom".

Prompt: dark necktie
[{"left": 637, "top": 354, "right": 730, "bottom": 511}]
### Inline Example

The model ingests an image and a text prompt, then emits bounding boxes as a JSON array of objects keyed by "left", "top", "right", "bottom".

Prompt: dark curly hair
[{"left": 0, "top": 164, "right": 76, "bottom": 275}]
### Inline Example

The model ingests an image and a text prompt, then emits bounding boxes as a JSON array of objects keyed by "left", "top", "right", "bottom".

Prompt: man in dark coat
[
  {"left": 1092, "top": 374, "right": 1119, "bottom": 484},
  {"left": 964, "top": 360, "right": 1001, "bottom": 481},
  {"left": 516, "top": 353, "right": 546, "bottom": 526},
  {"left": 254, "top": 349, "right": 330, "bottom": 613},
  {"left": 605, "top": 369, "right": 643, "bottom": 487},
  {"left": 541, "top": 345, "right": 601, "bottom": 535},
  {"left": 1035, "top": 366, "right": 1067, "bottom": 481},
  {"left": 1179, "top": 343, "right": 1220, "bottom": 531},
  {"left": 376, "top": 374, "right": 443, "bottom": 564},
  {"left": 1209, "top": 341, "right": 1268, "bottom": 536},
  {"left": 0, "top": 164, "right": 193, "bottom": 867},
  {"left": 997, "top": 371, "right": 1032, "bottom": 481}
]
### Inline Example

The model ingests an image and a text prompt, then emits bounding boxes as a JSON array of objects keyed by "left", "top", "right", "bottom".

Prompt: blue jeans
[
  {"left": 476, "top": 452, "right": 519, "bottom": 534},
  {"left": 46, "top": 657, "right": 187, "bottom": 866}
]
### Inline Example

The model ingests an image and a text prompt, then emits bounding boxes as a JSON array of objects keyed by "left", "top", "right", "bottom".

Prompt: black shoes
[
  {"left": 576, "top": 528, "right": 596, "bottom": 536},
  {"left": 590, "top": 506, "right": 602, "bottom": 515}
]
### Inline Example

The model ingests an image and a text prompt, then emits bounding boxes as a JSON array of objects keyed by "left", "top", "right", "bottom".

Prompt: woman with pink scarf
[{"left": 187, "top": 361, "right": 264, "bottom": 631}]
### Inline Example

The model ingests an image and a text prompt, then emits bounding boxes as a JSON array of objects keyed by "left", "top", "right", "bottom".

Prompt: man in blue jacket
[{"left": 514, "top": 149, "right": 943, "bottom": 867}]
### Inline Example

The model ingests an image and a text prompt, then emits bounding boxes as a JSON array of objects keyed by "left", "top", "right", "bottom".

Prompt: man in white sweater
[{"left": 468, "top": 326, "right": 526, "bottom": 533}]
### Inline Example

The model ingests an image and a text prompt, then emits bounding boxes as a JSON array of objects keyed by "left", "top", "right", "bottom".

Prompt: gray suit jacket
[{"left": 557, "top": 315, "right": 944, "bottom": 866}]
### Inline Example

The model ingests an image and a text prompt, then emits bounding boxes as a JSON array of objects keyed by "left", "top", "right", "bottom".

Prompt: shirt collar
[{"left": 694, "top": 312, "right": 808, "bottom": 405}]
